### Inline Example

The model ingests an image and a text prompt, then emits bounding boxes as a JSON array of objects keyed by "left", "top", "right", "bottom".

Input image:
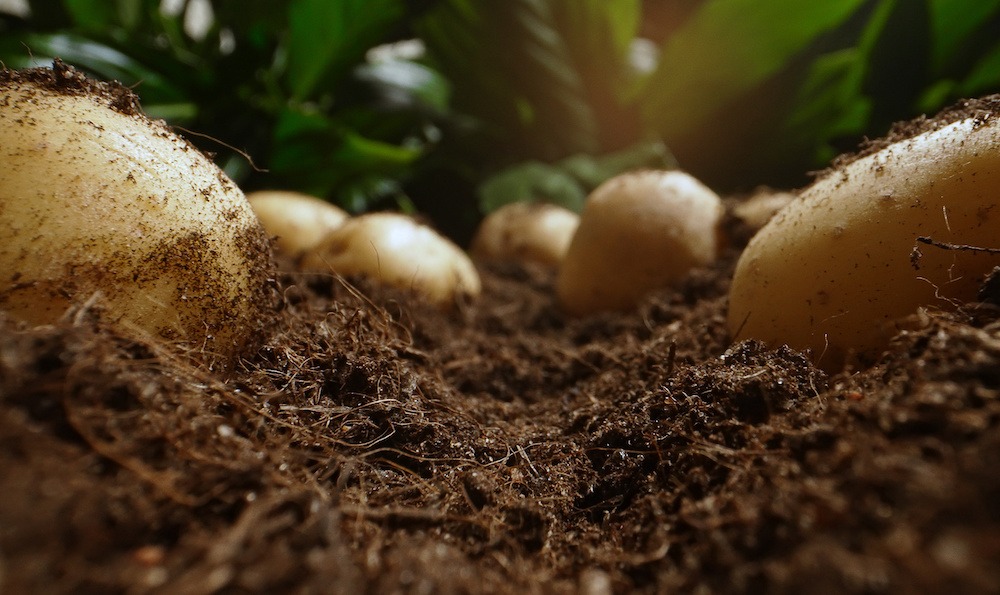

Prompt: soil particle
[{"left": 1, "top": 59, "right": 142, "bottom": 116}]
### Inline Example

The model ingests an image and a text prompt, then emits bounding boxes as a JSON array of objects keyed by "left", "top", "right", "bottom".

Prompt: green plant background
[{"left": 2, "top": 0, "right": 999, "bottom": 241}]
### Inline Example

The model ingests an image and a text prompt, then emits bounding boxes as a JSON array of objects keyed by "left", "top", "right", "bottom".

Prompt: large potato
[
  {"left": 0, "top": 62, "right": 273, "bottom": 362},
  {"left": 728, "top": 101, "right": 1000, "bottom": 370}
]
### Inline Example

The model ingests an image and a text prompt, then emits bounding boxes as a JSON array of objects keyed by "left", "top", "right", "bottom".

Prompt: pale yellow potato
[
  {"left": 556, "top": 170, "right": 723, "bottom": 316},
  {"left": 0, "top": 62, "right": 272, "bottom": 362},
  {"left": 246, "top": 190, "right": 348, "bottom": 258},
  {"left": 471, "top": 202, "right": 579, "bottom": 267},
  {"left": 728, "top": 111, "right": 1000, "bottom": 370},
  {"left": 302, "top": 212, "right": 480, "bottom": 307}
]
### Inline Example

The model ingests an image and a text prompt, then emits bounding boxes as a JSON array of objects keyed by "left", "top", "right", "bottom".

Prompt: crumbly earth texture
[{"left": 3, "top": 116, "right": 1000, "bottom": 593}]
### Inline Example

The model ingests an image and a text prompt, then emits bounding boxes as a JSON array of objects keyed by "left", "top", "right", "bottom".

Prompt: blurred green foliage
[
  {"left": 2, "top": 0, "right": 999, "bottom": 240},
  {"left": 0, "top": 0, "right": 441, "bottom": 213}
]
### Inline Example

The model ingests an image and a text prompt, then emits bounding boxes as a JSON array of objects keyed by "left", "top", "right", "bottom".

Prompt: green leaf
[
  {"left": 784, "top": 50, "right": 871, "bottom": 154},
  {"left": 640, "top": 0, "right": 868, "bottom": 141},
  {"left": 959, "top": 40, "right": 1000, "bottom": 96},
  {"left": 552, "top": 0, "right": 640, "bottom": 87},
  {"left": 270, "top": 108, "right": 423, "bottom": 207},
  {"left": 285, "top": 0, "right": 405, "bottom": 100},
  {"left": 116, "top": 0, "right": 142, "bottom": 32},
  {"left": 1, "top": 32, "right": 187, "bottom": 102},
  {"left": 477, "top": 141, "right": 672, "bottom": 214},
  {"left": 559, "top": 141, "right": 676, "bottom": 189},
  {"left": 550, "top": 0, "right": 644, "bottom": 149},
  {"left": 353, "top": 59, "right": 451, "bottom": 113},
  {"left": 59, "top": 0, "right": 156, "bottom": 36},
  {"left": 926, "top": 0, "right": 1000, "bottom": 74},
  {"left": 781, "top": 0, "right": 895, "bottom": 162},
  {"left": 337, "top": 130, "right": 423, "bottom": 170},
  {"left": 210, "top": 1, "right": 287, "bottom": 38},
  {"left": 420, "top": 0, "right": 601, "bottom": 160},
  {"left": 418, "top": 0, "right": 520, "bottom": 142},
  {"left": 20, "top": 0, "right": 74, "bottom": 28},
  {"left": 61, "top": 0, "right": 117, "bottom": 32},
  {"left": 142, "top": 101, "right": 198, "bottom": 121},
  {"left": 478, "top": 162, "right": 586, "bottom": 213},
  {"left": 916, "top": 79, "right": 957, "bottom": 114}
]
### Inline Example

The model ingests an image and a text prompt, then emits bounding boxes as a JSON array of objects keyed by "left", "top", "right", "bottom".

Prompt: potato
[
  {"left": 732, "top": 188, "right": 795, "bottom": 231},
  {"left": 556, "top": 170, "right": 723, "bottom": 316},
  {"left": 0, "top": 61, "right": 273, "bottom": 362},
  {"left": 246, "top": 190, "right": 348, "bottom": 258},
  {"left": 728, "top": 108, "right": 1000, "bottom": 370},
  {"left": 471, "top": 202, "right": 579, "bottom": 267},
  {"left": 302, "top": 212, "right": 480, "bottom": 307}
]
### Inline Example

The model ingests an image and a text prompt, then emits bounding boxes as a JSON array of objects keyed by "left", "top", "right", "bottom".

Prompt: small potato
[
  {"left": 732, "top": 188, "right": 795, "bottom": 231},
  {"left": 471, "top": 202, "right": 579, "bottom": 267},
  {"left": 0, "top": 62, "right": 272, "bottom": 362},
  {"left": 556, "top": 170, "right": 723, "bottom": 316},
  {"left": 728, "top": 104, "right": 1000, "bottom": 370},
  {"left": 302, "top": 212, "right": 481, "bottom": 307},
  {"left": 246, "top": 190, "right": 348, "bottom": 258}
]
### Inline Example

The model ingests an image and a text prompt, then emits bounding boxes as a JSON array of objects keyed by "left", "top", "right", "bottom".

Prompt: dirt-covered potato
[
  {"left": 728, "top": 100, "right": 1000, "bottom": 369},
  {"left": 246, "top": 190, "right": 349, "bottom": 258},
  {"left": 302, "top": 212, "right": 480, "bottom": 307},
  {"left": 471, "top": 202, "right": 579, "bottom": 267},
  {"left": 0, "top": 62, "right": 273, "bottom": 362},
  {"left": 557, "top": 170, "right": 723, "bottom": 316}
]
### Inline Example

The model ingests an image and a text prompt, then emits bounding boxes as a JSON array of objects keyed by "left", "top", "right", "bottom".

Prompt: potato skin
[
  {"left": 302, "top": 212, "right": 481, "bottom": 308},
  {"left": 0, "top": 63, "right": 273, "bottom": 362},
  {"left": 732, "top": 188, "right": 795, "bottom": 231},
  {"left": 556, "top": 170, "right": 723, "bottom": 316},
  {"left": 471, "top": 202, "right": 579, "bottom": 267},
  {"left": 246, "top": 190, "right": 349, "bottom": 258},
  {"left": 728, "top": 112, "right": 1000, "bottom": 369}
]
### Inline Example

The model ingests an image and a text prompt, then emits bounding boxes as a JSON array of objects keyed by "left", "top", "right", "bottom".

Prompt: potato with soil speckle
[
  {"left": 729, "top": 104, "right": 1000, "bottom": 370},
  {"left": 0, "top": 62, "right": 273, "bottom": 362},
  {"left": 557, "top": 170, "right": 723, "bottom": 316},
  {"left": 302, "top": 212, "right": 480, "bottom": 308}
]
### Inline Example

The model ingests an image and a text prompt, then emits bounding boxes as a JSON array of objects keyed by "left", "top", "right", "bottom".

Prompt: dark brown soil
[
  {"left": 0, "top": 59, "right": 142, "bottom": 115},
  {"left": 3, "top": 217, "right": 1000, "bottom": 593}
]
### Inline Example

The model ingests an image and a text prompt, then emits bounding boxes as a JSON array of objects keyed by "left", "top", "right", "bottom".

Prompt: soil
[
  {"left": 0, "top": 59, "right": 142, "bottom": 115},
  {"left": 3, "top": 86, "right": 1000, "bottom": 592},
  {"left": 3, "top": 222, "right": 1000, "bottom": 594}
]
